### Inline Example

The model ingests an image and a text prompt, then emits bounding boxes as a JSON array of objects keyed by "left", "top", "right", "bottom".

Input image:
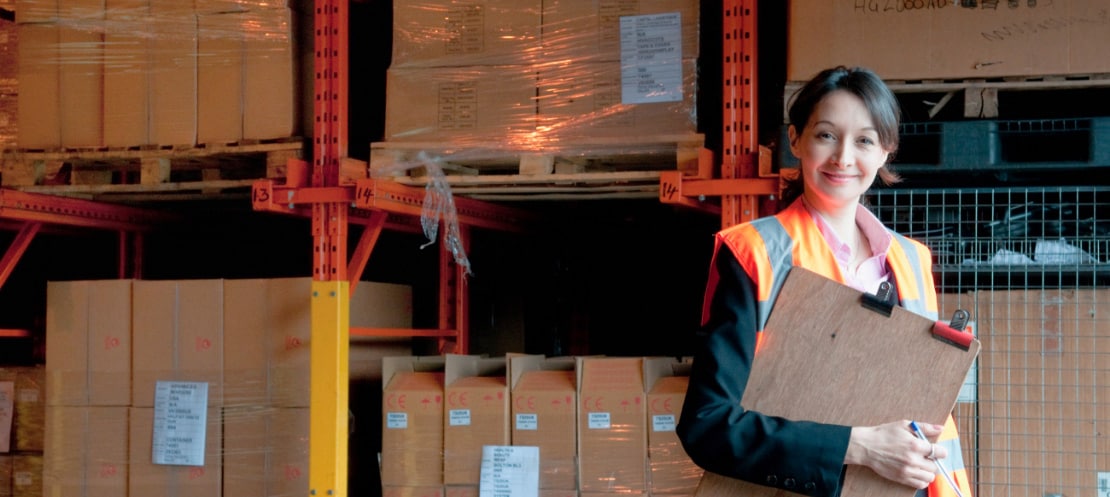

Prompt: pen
[{"left": 909, "top": 421, "right": 965, "bottom": 497}]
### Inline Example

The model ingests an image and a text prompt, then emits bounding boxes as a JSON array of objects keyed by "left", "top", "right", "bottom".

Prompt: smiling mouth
[{"left": 822, "top": 171, "right": 857, "bottom": 181}]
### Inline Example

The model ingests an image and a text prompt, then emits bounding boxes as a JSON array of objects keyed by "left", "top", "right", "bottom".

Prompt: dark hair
[{"left": 781, "top": 66, "right": 902, "bottom": 205}]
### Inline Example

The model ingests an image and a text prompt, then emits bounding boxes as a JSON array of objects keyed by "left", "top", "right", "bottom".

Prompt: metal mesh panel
[
  {"left": 869, "top": 187, "right": 1110, "bottom": 294},
  {"left": 869, "top": 186, "right": 1110, "bottom": 497}
]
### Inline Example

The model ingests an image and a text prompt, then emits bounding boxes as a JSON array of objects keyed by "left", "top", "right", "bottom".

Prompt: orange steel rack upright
[
  {"left": 250, "top": 2, "right": 533, "bottom": 495},
  {"left": 659, "top": 0, "right": 778, "bottom": 227}
]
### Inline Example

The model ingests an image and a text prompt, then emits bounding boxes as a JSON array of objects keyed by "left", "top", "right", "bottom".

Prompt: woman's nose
[{"left": 830, "top": 145, "right": 851, "bottom": 167}]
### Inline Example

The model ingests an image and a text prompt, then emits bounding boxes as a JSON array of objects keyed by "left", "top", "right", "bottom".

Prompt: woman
[{"left": 676, "top": 66, "right": 973, "bottom": 497}]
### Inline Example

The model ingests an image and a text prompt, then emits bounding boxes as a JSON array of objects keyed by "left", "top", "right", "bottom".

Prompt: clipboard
[{"left": 693, "top": 267, "right": 981, "bottom": 497}]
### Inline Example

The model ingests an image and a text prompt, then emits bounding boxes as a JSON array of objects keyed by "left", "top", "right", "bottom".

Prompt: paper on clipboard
[{"left": 694, "top": 267, "right": 980, "bottom": 497}]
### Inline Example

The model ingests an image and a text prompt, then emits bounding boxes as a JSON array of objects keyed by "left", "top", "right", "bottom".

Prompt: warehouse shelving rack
[
  {"left": 283, "top": 0, "right": 781, "bottom": 493},
  {"left": 264, "top": 1, "right": 542, "bottom": 495}
]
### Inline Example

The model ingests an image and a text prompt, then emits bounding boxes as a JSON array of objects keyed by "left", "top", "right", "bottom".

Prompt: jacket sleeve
[{"left": 676, "top": 249, "right": 853, "bottom": 497}]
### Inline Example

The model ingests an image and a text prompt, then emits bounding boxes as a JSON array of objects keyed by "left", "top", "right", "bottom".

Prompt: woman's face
[{"left": 788, "top": 90, "right": 891, "bottom": 213}]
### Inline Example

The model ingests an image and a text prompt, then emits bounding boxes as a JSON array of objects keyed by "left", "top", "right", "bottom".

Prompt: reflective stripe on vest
[{"left": 925, "top": 414, "right": 974, "bottom": 497}]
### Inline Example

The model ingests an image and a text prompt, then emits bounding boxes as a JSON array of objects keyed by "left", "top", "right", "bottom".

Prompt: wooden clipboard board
[{"left": 694, "top": 267, "right": 981, "bottom": 497}]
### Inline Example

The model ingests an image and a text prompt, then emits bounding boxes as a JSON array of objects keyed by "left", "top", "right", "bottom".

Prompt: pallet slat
[
  {"left": 0, "top": 139, "right": 304, "bottom": 199},
  {"left": 369, "top": 134, "right": 705, "bottom": 200}
]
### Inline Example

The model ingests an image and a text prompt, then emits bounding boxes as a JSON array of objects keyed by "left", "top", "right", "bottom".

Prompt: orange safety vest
[{"left": 704, "top": 199, "right": 973, "bottom": 497}]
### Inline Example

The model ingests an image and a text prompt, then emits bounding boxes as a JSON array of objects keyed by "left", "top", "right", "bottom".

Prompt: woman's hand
[{"left": 845, "top": 420, "right": 947, "bottom": 489}]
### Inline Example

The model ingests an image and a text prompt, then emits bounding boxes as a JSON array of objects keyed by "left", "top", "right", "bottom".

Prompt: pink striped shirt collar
[{"left": 801, "top": 198, "right": 893, "bottom": 294}]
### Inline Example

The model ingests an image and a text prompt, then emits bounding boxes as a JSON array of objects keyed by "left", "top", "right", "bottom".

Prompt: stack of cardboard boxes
[
  {"left": 44, "top": 277, "right": 413, "bottom": 497},
  {"left": 0, "top": 13, "right": 15, "bottom": 149},
  {"left": 381, "top": 354, "right": 703, "bottom": 497},
  {"left": 12, "top": 0, "right": 296, "bottom": 149},
  {"left": 384, "top": 0, "right": 700, "bottom": 145},
  {"left": 0, "top": 365, "right": 45, "bottom": 497},
  {"left": 786, "top": 1, "right": 1110, "bottom": 82}
]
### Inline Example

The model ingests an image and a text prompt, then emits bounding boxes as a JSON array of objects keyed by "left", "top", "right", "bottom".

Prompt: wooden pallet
[
  {"left": 369, "top": 134, "right": 705, "bottom": 200},
  {"left": 783, "top": 73, "right": 1110, "bottom": 120},
  {"left": 1, "top": 138, "right": 303, "bottom": 200}
]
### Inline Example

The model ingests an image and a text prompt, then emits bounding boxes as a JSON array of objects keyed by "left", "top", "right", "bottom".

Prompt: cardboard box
[
  {"left": 58, "top": 0, "right": 104, "bottom": 148},
  {"left": 576, "top": 356, "right": 646, "bottom": 493},
  {"left": 391, "top": 0, "right": 541, "bottom": 67},
  {"left": 132, "top": 279, "right": 223, "bottom": 408},
  {"left": 148, "top": 1, "right": 197, "bottom": 146},
  {"left": 443, "top": 354, "right": 509, "bottom": 485},
  {"left": 644, "top": 357, "right": 700, "bottom": 495},
  {"left": 14, "top": 0, "right": 56, "bottom": 23},
  {"left": 384, "top": 65, "right": 538, "bottom": 143},
  {"left": 0, "top": 21, "right": 17, "bottom": 93},
  {"left": 46, "top": 280, "right": 132, "bottom": 407},
  {"left": 537, "top": 58, "right": 696, "bottom": 138},
  {"left": 444, "top": 485, "right": 478, "bottom": 497},
  {"left": 242, "top": 7, "right": 295, "bottom": 140},
  {"left": 381, "top": 486, "right": 446, "bottom": 497},
  {"left": 104, "top": 0, "right": 151, "bottom": 147},
  {"left": 381, "top": 356, "right": 446, "bottom": 487},
  {"left": 269, "top": 407, "right": 309, "bottom": 497},
  {"left": 508, "top": 355, "right": 577, "bottom": 490},
  {"left": 222, "top": 406, "right": 269, "bottom": 497},
  {"left": 222, "top": 277, "right": 313, "bottom": 408},
  {"left": 223, "top": 406, "right": 309, "bottom": 497},
  {"left": 541, "top": 0, "right": 700, "bottom": 63},
  {"left": 539, "top": 490, "right": 578, "bottom": 497},
  {"left": 11, "top": 455, "right": 40, "bottom": 497},
  {"left": 787, "top": 0, "right": 1110, "bottom": 81},
  {"left": 222, "top": 280, "right": 272, "bottom": 407},
  {"left": 0, "top": 455, "right": 11, "bottom": 497},
  {"left": 8, "top": 367, "right": 44, "bottom": 452},
  {"left": 128, "top": 407, "right": 222, "bottom": 497},
  {"left": 43, "top": 406, "right": 129, "bottom": 497},
  {"left": 0, "top": 382, "right": 10, "bottom": 453},
  {"left": 16, "top": 23, "right": 60, "bottom": 149},
  {"left": 0, "top": 93, "right": 15, "bottom": 150},
  {"left": 223, "top": 277, "right": 415, "bottom": 407},
  {"left": 197, "top": 12, "right": 244, "bottom": 145}
]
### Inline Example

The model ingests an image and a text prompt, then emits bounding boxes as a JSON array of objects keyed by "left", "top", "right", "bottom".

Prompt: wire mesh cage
[
  {"left": 869, "top": 186, "right": 1110, "bottom": 497},
  {"left": 868, "top": 186, "right": 1110, "bottom": 293}
]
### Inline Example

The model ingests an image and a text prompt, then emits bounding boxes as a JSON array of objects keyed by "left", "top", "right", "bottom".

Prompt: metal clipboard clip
[
  {"left": 860, "top": 281, "right": 897, "bottom": 317},
  {"left": 932, "top": 309, "right": 975, "bottom": 351}
]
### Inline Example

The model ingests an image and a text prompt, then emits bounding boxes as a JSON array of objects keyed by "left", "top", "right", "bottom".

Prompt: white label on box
[
  {"left": 479, "top": 445, "right": 539, "bottom": 497},
  {"left": 450, "top": 409, "right": 472, "bottom": 426},
  {"left": 619, "top": 12, "right": 683, "bottom": 104},
  {"left": 1098, "top": 472, "right": 1110, "bottom": 497},
  {"left": 515, "top": 413, "right": 538, "bottom": 431},
  {"left": 653, "top": 414, "right": 677, "bottom": 432},
  {"left": 152, "top": 381, "right": 208, "bottom": 466},
  {"left": 587, "top": 412, "right": 611, "bottom": 429},
  {"left": 386, "top": 412, "right": 408, "bottom": 429}
]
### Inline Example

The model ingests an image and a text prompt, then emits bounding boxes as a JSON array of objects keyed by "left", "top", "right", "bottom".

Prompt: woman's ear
[{"left": 787, "top": 125, "right": 800, "bottom": 156}]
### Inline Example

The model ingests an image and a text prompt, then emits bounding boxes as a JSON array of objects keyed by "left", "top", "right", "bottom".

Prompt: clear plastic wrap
[
  {"left": 6, "top": 1, "right": 296, "bottom": 151},
  {"left": 41, "top": 277, "right": 414, "bottom": 497},
  {"left": 381, "top": 354, "right": 706, "bottom": 497},
  {"left": 382, "top": 0, "right": 701, "bottom": 156}
]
